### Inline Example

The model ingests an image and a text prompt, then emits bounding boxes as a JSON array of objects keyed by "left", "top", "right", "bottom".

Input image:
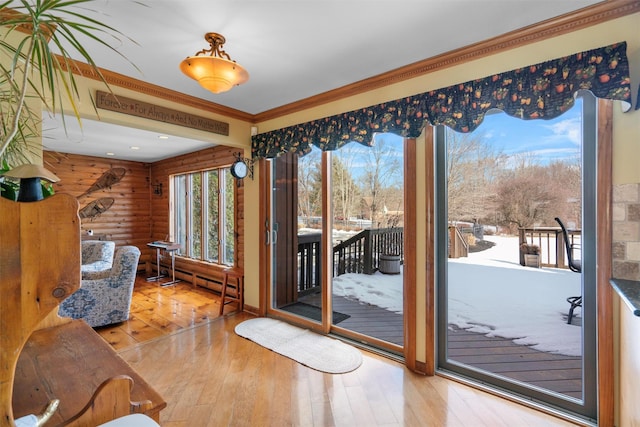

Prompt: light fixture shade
[
  {"left": 180, "top": 32, "right": 249, "bottom": 94},
  {"left": 180, "top": 56, "right": 249, "bottom": 94}
]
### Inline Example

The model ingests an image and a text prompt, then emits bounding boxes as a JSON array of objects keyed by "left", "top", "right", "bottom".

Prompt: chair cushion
[{"left": 81, "top": 240, "right": 115, "bottom": 277}]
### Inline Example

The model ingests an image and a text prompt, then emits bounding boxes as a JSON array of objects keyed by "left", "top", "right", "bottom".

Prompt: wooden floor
[
  {"left": 99, "top": 276, "right": 583, "bottom": 426},
  {"left": 117, "top": 317, "right": 580, "bottom": 427},
  {"left": 91, "top": 278, "right": 592, "bottom": 427},
  {"left": 96, "top": 276, "right": 223, "bottom": 350}
]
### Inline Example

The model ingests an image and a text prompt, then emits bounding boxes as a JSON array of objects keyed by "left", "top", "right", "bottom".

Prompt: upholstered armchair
[
  {"left": 60, "top": 246, "right": 141, "bottom": 328},
  {"left": 81, "top": 240, "right": 116, "bottom": 278}
]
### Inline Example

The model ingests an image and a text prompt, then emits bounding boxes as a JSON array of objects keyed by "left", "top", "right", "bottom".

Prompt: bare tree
[
  {"left": 547, "top": 159, "right": 582, "bottom": 227},
  {"left": 492, "top": 164, "right": 564, "bottom": 233},
  {"left": 446, "top": 131, "right": 504, "bottom": 223},
  {"left": 359, "top": 136, "right": 402, "bottom": 226},
  {"left": 332, "top": 148, "right": 360, "bottom": 222},
  {"left": 297, "top": 150, "right": 321, "bottom": 226}
]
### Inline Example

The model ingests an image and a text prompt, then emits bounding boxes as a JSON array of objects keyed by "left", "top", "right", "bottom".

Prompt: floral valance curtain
[{"left": 252, "top": 42, "right": 633, "bottom": 159}]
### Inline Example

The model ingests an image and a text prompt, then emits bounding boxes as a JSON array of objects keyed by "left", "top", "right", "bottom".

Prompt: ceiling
[{"left": 39, "top": 0, "right": 603, "bottom": 162}]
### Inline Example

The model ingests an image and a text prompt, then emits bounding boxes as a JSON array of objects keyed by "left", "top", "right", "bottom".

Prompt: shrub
[
  {"left": 466, "top": 233, "right": 477, "bottom": 247},
  {"left": 520, "top": 243, "right": 540, "bottom": 255}
]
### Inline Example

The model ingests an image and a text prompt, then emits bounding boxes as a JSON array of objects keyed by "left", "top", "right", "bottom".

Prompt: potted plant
[
  {"left": 520, "top": 242, "right": 540, "bottom": 268},
  {"left": 0, "top": 0, "right": 134, "bottom": 199}
]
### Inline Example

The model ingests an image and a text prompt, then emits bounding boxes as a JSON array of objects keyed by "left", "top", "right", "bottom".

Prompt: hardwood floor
[
  {"left": 103, "top": 276, "right": 581, "bottom": 426},
  {"left": 96, "top": 275, "right": 224, "bottom": 350}
]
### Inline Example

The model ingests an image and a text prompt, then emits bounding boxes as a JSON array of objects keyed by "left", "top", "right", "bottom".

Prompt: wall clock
[{"left": 230, "top": 159, "right": 248, "bottom": 179}]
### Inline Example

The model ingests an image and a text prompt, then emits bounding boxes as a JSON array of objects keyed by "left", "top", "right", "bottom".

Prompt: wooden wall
[
  {"left": 44, "top": 145, "right": 244, "bottom": 292},
  {"left": 44, "top": 151, "right": 152, "bottom": 266}
]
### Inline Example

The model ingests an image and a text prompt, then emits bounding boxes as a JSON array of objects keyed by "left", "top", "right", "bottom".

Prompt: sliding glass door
[
  {"left": 330, "top": 138, "right": 404, "bottom": 348},
  {"left": 270, "top": 148, "right": 325, "bottom": 323},
  {"left": 268, "top": 135, "right": 405, "bottom": 352},
  {"left": 437, "top": 91, "right": 597, "bottom": 420}
]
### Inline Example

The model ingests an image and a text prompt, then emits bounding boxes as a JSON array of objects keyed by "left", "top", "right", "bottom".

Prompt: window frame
[{"left": 171, "top": 166, "right": 235, "bottom": 266}]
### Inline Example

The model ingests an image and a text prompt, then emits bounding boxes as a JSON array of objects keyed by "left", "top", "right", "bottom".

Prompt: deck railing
[
  {"left": 297, "top": 233, "right": 322, "bottom": 296},
  {"left": 448, "top": 225, "right": 469, "bottom": 259},
  {"left": 518, "top": 226, "right": 581, "bottom": 269},
  {"left": 333, "top": 227, "right": 403, "bottom": 276},
  {"left": 296, "top": 227, "right": 404, "bottom": 294}
]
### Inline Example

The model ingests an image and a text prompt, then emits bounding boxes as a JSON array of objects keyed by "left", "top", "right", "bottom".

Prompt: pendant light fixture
[{"left": 179, "top": 32, "right": 249, "bottom": 94}]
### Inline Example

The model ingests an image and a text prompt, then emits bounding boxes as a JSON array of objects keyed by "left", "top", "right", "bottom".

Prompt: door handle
[{"left": 272, "top": 223, "right": 279, "bottom": 245}]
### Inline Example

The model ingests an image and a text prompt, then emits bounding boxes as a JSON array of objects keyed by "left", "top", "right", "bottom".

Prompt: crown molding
[
  {"left": 253, "top": 0, "right": 640, "bottom": 122},
  {"left": 53, "top": 1, "right": 639, "bottom": 124}
]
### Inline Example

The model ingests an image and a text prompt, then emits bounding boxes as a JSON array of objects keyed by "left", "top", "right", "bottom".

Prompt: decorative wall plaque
[{"left": 96, "top": 91, "right": 229, "bottom": 136}]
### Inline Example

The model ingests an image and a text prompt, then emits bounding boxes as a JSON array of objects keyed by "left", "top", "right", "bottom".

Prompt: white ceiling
[{"left": 38, "top": 0, "right": 602, "bottom": 162}]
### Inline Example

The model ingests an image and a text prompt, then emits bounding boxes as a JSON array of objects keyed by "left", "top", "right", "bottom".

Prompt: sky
[
  {"left": 326, "top": 94, "right": 584, "bottom": 183},
  {"left": 478, "top": 97, "right": 583, "bottom": 165},
  {"left": 332, "top": 234, "right": 582, "bottom": 357}
]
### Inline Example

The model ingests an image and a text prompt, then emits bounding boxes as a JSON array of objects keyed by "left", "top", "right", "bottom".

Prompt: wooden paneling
[
  {"left": 45, "top": 147, "right": 245, "bottom": 287},
  {"left": 44, "top": 151, "right": 152, "bottom": 266}
]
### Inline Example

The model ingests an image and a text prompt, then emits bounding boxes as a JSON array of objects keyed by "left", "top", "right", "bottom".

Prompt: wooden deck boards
[
  {"left": 300, "top": 294, "right": 582, "bottom": 398},
  {"left": 448, "top": 326, "right": 582, "bottom": 398}
]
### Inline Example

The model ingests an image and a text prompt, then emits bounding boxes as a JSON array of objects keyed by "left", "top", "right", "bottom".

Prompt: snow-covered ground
[{"left": 332, "top": 235, "right": 582, "bottom": 356}]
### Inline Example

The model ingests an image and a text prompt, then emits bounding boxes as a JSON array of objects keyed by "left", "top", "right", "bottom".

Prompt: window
[{"left": 172, "top": 167, "right": 236, "bottom": 265}]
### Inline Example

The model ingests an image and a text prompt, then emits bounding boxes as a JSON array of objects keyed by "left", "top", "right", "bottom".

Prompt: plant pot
[
  {"left": 379, "top": 254, "right": 401, "bottom": 274},
  {"left": 524, "top": 254, "right": 540, "bottom": 268}
]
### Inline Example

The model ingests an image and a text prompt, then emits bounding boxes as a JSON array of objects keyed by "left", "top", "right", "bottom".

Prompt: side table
[{"left": 146, "top": 241, "right": 181, "bottom": 287}]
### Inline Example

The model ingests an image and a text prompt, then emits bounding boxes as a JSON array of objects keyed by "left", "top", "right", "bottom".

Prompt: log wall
[
  {"left": 44, "top": 145, "right": 244, "bottom": 289},
  {"left": 44, "top": 151, "right": 152, "bottom": 267}
]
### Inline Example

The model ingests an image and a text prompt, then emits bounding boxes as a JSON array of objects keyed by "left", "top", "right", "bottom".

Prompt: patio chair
[
  {"left": 555, "top": 217, "right": 581, "bottom": 273},
  {"left": 555, "top": 217, "right": 582, "bottom": 324}
]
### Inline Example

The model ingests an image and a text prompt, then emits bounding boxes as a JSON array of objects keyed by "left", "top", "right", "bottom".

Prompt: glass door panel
[
  {"left": 268, "top": 135, "right": 406, "bottom": 353},
  {"left": 330, "top": 137, "right": 404, "bottom": 348},
  {"left": 271, "top": 148, "right": 324, "bottom": 323},
  {"left": 437, "top": 92, "right": 597, "bottom": 419}
]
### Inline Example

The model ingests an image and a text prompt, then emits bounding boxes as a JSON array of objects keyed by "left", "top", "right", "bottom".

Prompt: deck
[{"left": 299, "top": 294, "right": 582, "bottom": 398}]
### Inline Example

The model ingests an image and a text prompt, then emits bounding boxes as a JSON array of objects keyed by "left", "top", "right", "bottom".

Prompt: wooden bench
[
  {"left": 13, "top": 320, "right": 166, "bottom": 424},
  {"left": 1, "top": 194, "right": 165, "bottom": 426}
]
